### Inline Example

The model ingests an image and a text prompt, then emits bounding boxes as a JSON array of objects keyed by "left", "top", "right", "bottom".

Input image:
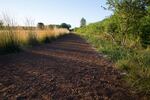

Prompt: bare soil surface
[{"left": 0, "top": 34, "right": 137, "bottom": 100}]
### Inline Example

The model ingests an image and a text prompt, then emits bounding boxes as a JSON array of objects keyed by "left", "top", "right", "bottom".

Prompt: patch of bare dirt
[{"left": 0, "top": 34, "right": 137, "bottom": 100}]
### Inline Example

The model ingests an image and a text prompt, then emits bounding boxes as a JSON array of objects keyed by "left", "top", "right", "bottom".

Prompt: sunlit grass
[
  {"left": 0, "top": 30, "right": 20, "bottom": 54},
  {"left": 0, "top": 27, "right": 69, "bottom": 54}
]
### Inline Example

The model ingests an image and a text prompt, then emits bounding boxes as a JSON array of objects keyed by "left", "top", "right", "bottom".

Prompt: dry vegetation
[
  {"left": 0, "top": 13, "right": 70, "bottom": 54},
  {"left": 0, "top": 27, "right": 69, "bottom": 54}
]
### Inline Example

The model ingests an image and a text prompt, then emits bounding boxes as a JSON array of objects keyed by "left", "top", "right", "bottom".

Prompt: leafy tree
[
  {"left": 80, "top": 18, "right": 86, "bottom": 27},
  {"left": 60, "top": 23, "right": 71, "bottom": 30},
  {"left": 37, "top": 22, "right": 45, "bottom": 29},
  {"left": 106, "top": 0, "right": 149, "bottom": 45}
]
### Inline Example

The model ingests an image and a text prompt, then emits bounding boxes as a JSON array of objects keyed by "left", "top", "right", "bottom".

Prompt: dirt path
[{"left": 0, "top": 34, "right": 137, "bottom": 100}]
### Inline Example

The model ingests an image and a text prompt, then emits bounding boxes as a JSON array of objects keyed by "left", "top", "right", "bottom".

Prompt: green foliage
[
  {"left": 37, "top": 22, "right": 45, "bottom": 30},
  {"left": 106, "top": 21, "right": 118, "bottom": 34},
  {"left": 76, "top": 18, "right": 150, "bottom": 97},
  {"left": 106, "top": 0, "right": 149, "bottom": 46},
  {"left": 77, "top": 19, "right": 108, "bottom": 35},
  {"left": 60, "top": 23, "right": 71, "bottom": 30},
  {"left": 75, "top": 0, "right": 150, "bottom": 96},
  {"left": 80, "top": 18, "right": 86, "bottom": 27},
  {"left": 140, "top": 24, "right": 150, "bottom": 47},
  {"left": 140, "top": 6, "right": 150, "bottom": 47},
  {"left": 117, "top": 49, "right": 150, "bottom": 94}
]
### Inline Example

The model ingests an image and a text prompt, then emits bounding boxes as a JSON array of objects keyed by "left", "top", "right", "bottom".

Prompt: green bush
[
  {"left": 140, "top": 24, "right": 150, "bottom": 47},
  {"left": 76, "top": 28, "right": 150, "bottom": 96},
  {"left": 118, "top": 49, "right": 150, "bottom": 94}
]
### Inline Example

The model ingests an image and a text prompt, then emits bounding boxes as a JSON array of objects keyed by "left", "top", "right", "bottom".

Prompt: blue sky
[{"left": 0, "top": 0, "right": 112, "bottom": 27}]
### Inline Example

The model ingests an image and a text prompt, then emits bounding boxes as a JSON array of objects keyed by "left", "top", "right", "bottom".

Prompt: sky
[{"left": 0, "top": 0, "right": 112, "bottom": 28}]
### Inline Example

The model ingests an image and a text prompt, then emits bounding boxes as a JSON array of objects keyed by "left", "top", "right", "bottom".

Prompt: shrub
[
  {"left": 37, "top": 22, "right": 45, "bottom": 30},
  {"left": 60, "top": 23, "right": 71, "bottom": 30},
  {"left": 118, "top": 49, "right": 150, "bottom": 94},
  {"left": 76, "top": 28, "right": 150, "bottom": 96}
]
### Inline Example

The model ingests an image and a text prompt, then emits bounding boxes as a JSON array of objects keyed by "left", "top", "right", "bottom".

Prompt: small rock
[{"left": 120, "top": 72, "right": 127, "bottom": 76}]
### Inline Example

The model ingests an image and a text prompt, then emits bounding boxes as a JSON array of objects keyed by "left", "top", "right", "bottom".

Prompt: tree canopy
[
  {"left": 60, "top": 23, "right": 71, "bottom": 30},
  {"left": 37, "top": 22, "right": 45, "bottom": 29},
  {"left": 106, "top": 0, "right": 150, "bottom": 46},
  {"left": 80, "top": 18, "right": 86, "bottom": 27}
]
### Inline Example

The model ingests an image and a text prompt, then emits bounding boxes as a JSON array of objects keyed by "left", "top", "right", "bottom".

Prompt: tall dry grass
[
  {"left": 14, "top": 27, "right": 69, "bottom": 44},
  {"left": 0, "top": 27, "right": 69, "bottom": 54},
  {"left": 0, "top": 13, "right": 69, "bottom": 54}
]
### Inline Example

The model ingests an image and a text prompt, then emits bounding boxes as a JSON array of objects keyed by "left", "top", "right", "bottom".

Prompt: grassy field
[
  {"left": 76, "top": 28, "right": 150, "bottom": 97},
  {"left": 0, "top": 27, "right": 69, "bottom": 54}
]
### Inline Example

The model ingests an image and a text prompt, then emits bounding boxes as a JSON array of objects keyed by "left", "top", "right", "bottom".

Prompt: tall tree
[
  {"left": 60, "top": 23, "right": 71, "bottom": 30},
  {"left": 107, "top": 0, "right": 149, "bottom": 45},
  {"left": 80, "top": 18, "right": 86, "bottom": 27}
]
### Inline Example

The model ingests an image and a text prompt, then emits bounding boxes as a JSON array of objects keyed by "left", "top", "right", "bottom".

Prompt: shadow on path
[{"left": 0, "top": 33, "right": 137, "bottom": 99}]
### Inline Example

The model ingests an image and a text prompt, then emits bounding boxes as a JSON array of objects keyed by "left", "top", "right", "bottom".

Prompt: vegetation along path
[{"left": 0, "top": 33, "right": 137, "bottom": 99}]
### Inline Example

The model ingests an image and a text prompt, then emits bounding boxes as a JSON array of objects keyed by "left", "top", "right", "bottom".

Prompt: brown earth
[{"left": 0, "top": 33, "right": 138, "bottom": 100}]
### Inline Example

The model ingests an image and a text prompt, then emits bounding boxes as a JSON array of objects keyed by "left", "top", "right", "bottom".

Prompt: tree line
[
  {"left": 0, "top": 21, "right": 71, "bottom": 30},
  {"left": 37, "top": 22, "right": 71, "bottom": 30}
]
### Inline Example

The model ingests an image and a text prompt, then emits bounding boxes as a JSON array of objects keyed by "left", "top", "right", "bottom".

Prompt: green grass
[{"left": 77, "top": 31, "right": 150, "bottom": 97}]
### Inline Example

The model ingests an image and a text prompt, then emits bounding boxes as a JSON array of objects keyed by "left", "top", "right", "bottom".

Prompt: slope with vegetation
[{"left": 76, "top": 0, "right": 150, "bottom": 97}]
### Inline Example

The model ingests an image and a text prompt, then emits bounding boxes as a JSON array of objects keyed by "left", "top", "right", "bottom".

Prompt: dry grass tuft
[{"left": 0, "top": 27, "right": 69, "bottom": 54}]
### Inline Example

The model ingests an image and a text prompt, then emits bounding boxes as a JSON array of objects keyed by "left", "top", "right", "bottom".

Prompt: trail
[{"left": 0, "top": 33, "right": 136, "bottom": 100}]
